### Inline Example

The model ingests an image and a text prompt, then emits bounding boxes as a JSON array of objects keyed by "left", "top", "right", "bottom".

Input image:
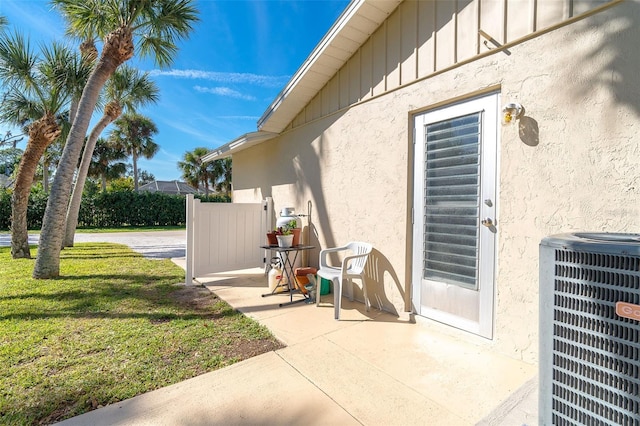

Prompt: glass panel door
[{"left": 412, "top": 93, "right": 498, "bottom": 338}]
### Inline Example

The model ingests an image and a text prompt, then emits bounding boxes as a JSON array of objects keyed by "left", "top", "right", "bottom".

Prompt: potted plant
[
  {"left": 266, "top": 231, "right": 278, "bottom": 246},
  {"left": 289, "top": 219, "right": 301, "bottom": 246},
  {"left": 275, "top": 220, "right": 297, "bottom": 248}
]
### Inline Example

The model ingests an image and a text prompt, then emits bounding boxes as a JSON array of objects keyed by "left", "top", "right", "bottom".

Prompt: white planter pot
[{"left": 276, "top": 234, "right": 294, "bottom": 248}]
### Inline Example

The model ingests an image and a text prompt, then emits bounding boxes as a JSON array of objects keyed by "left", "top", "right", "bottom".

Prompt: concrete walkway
[
  {"left": 5, "top": 230, "right": 535, "bottom": 425},
  {"left": 0, "top": 231, "right": 186, "bottom": 259}
]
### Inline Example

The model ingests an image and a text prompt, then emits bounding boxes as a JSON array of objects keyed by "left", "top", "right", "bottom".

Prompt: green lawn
[{"left": 0, "top": 243, "right": 283, "bottom": 425}]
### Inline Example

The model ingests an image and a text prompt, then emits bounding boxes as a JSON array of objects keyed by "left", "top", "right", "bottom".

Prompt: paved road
[{"left": 0, "top": 230, "right": 186, "bottom": 259}]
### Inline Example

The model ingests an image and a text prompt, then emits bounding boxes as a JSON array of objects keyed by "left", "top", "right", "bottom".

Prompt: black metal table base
[{"left": 260, "top": 244, "right": 315, "bottom": 307}]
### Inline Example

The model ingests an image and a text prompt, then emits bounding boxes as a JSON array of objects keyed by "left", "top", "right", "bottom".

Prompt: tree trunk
[
  {"left": 132, "top": 152, "right": 139, "bottom": 191},
  {"left": 80, "top": 39, "right": 98, "bottom": 63},
  {"left": 69, "top": 98, "right": 79, "bottom": 128},
  {"left": 11, "top": 114, "right": 60, "bottom": 259},
  {"left": 33, "top": 29, "right": 131, "bottom": 278},
  {"left": 101, "top": 173, "right": 107, "bottom": 191},
  {"left": 202, "top": 177, "right": 209, "bottom": 197},
  {"left": 42, "top": 159, "right": 49, "bottom": 193},
  {"left": 64, "top": 105, "right": 120, "bottom": 247}
]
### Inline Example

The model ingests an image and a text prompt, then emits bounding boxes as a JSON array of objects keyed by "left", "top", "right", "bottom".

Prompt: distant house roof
[
  {"left": 138, "top": 180, "right": 201, "bottom": 195},
  {"left": 0, "top": 175, "right": 12, "bottom": 189}
]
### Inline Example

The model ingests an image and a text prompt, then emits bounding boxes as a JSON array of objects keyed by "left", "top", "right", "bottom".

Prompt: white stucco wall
[{"left": 233, "top": 1, "right": 640, "bottom": 363}]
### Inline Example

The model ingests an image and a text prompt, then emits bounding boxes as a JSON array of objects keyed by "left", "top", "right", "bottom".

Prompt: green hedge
[{"left": 0, "top": 189, "right": 230, "bottom": 230}]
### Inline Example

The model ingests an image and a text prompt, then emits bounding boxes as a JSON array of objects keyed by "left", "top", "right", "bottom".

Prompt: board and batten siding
[{"left": 289, "top": 0, "right": 613, "bottom": 131}]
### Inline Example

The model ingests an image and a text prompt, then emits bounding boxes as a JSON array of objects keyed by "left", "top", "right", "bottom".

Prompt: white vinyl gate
[{"left": 185, "top": 195, "right": 272, "bottom": 284}]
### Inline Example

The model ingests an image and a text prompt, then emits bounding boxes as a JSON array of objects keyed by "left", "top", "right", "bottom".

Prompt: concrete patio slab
[
  {"left": 194, "top": 268, "right": 538, "bottom": 425},
  {"left": 277, "top": 338, "right": 468, "bottom": 425},
  {"left": 317, "top": 317, "right": 534, "bottom": 422}
]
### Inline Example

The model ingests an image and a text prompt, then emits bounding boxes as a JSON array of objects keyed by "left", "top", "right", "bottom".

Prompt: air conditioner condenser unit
[{"left": 540, "top": 233, "right": 640, "bottom": 425}]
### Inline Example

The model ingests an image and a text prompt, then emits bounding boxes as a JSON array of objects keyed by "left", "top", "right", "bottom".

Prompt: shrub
[{"left": 0, "top": 189, "right": 231, "bottom": 230}]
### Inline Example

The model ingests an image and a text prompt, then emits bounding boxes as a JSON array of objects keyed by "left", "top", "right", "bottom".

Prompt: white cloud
[
  {"left": 161, "top": 120, "right": 216, "bottom": 143},
  {"left": 148, "top": 69, "right": 289, "bottom": 88},
  {"left": 193, "top": 85, "right": 256, "bottom": 101}
]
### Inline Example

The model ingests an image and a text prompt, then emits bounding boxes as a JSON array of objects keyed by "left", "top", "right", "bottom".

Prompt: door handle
[{"left": 481, "top": 218, "right": 493, "bottom": 227}]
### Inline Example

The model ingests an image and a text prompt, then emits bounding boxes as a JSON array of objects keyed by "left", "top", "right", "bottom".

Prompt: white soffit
[
  {"left": 257, "top": 0, "right": 402, "bottom": 133},
  {"left": 202, "top": 131, "right": 278, "bottom": 162}
]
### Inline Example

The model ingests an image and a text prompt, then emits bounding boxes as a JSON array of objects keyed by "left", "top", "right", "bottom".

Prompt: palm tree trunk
[
  {"left": 64, "top": 112, "right": 116, "bottom": 247},
  {"left": 34, "top": 56, "right": 120, "bottom": 278},
  {"left": 202, "top": 177, "right": 209, "bottom": 197},
  {"left": 69, "top": 98, "right": 79, "bottom": 127},
  {"left": 101, "top": 173, "right": 107, "bottom": 191},
  {"left": 35, "top": 24, "right": 133, "bottom": 278},
  {"left": 42, "top": 159, "right": 49, "bottom": 193},
  {"left": 132, "top": 152, "right": 139, "bottom": 192},
  {"left": 11, "top": 114, "right": 60, "bottom": 259}
]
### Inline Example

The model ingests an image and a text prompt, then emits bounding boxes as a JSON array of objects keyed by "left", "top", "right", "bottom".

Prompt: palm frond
[
  {"left": 0, "top": 90, "right": 44, "bottom": 126},
  {"left": 133, "top": 0, "right": 199, "bottom": 67},
  {"left": 51, "top": 0, "right": 119, "bottom": 41},
  {"left": 136, "top": 35, "right": 178, "bottom": 69},
  {"left": 0, "top": 31, "right": 37, "bottom": 89},
  {"left": 105, "top": 65, "right": 159, "bottom": 112}
]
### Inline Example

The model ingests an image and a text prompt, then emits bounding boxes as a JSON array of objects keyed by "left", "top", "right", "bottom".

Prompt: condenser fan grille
[{"left": 544, "top": 245, "right": 640, "bottom": 425}]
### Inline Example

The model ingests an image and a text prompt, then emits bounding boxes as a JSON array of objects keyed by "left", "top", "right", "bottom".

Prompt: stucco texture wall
[{"left": 233, "top": 1, "right": 640, "bottom": 363}]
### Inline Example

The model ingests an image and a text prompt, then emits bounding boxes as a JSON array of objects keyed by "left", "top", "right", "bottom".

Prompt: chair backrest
[{"left": 345, "top": 242, "right": 372, "bottom": 274}]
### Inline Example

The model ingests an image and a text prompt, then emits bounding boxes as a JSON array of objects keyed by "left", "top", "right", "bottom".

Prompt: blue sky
[{"left": 0, "top": 0, "right": 350, "bottom": 181}]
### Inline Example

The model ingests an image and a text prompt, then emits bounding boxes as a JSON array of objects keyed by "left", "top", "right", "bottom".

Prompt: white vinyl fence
[{"left": 186, "top": 195, "right": 273, "bottom": 284}]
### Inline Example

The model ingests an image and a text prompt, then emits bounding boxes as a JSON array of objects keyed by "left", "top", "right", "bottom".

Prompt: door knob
[{"left": 481, "top": 218, "right": 493, "bottom": 227}]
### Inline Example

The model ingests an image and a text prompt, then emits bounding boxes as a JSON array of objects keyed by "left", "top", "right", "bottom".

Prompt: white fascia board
[{"left": 202, "top": 131, "right": 278, "bottom": 162}]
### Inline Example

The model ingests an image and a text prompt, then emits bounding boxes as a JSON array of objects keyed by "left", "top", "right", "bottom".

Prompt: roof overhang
[
  {"left": 202, "top": 131, "right": 278, "bottom": 162},
  {"left": 257, "top": 0, "right": 402, "bottom": 133}
]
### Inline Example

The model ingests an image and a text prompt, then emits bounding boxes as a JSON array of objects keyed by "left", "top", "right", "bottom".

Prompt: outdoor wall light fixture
[{"left": 502, "top": 102, "right": 523, "bottom": 125}]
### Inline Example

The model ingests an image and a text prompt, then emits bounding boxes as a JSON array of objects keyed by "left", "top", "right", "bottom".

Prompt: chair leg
[
  {"left": 347, "top": 278, "right": 354, "bottom": 302},
  {"left": 333, "top": 277, "right": 341, "bottom": 320},
  {"left": 361, "top": 276, "right": 371, "bottom": 312}
]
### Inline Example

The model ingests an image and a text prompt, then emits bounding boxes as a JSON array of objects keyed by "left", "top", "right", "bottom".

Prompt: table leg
[
  {"left": 260, "top": 248, "right": 310, "bottom": 306},
  {"left": 278, "top": 249, "right": 309, "bottom": 307}
]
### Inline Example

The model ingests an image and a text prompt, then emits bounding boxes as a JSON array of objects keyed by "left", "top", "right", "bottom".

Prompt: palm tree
[
  {"left": 108, "top": 113, "right": 159, "bottom": 192},
  {"left": 0, "top": 33, "right": 81, "bottom": 258},
  {"left": 35, "top": 0, "right": 198, "bottom": 278},
  {"left": 138, "top": 170, "right": 156, "bottom": 186},
  {"left": 212, "top": 157, "right": 232, "bottom": 197},
  {"left": 88, "top": 137, "right": 127, "bottom": 191},
  {"left": 178, "top": 147, "right": 215, "bottom": 197},
  {"left": 64, "top": 66, "right": 159, "bottom": 247}
]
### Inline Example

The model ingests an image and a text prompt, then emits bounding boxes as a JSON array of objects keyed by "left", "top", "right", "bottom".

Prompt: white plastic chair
[{"left": 316, "top": 242, "right": 372, "bottom": 320}]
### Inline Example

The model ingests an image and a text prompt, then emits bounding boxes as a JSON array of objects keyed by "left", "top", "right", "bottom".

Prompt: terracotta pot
[
  {"left": 266, "top": 232, "right": 278, "bottom": 246},
  {"left": 291, "top": 228, "right": 302, "bottom": 246},
  {"left": 294, "top": 267, "right": 317, "bottom": 294}
]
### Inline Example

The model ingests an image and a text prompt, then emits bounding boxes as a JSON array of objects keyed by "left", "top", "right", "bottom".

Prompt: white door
[{"left": 412, "top": 93, "right": 498, "bottom": 338}]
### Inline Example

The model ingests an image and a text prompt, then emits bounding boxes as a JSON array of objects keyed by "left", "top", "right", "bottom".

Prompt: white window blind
[{"left": 423, "top": 112, "right": 482, "bottom": 288}]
